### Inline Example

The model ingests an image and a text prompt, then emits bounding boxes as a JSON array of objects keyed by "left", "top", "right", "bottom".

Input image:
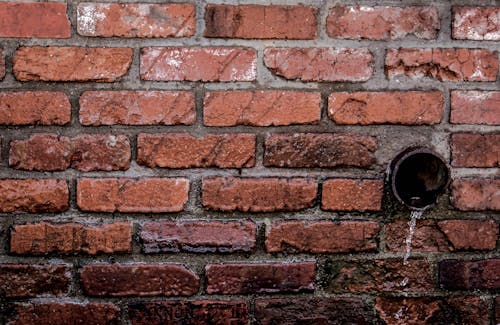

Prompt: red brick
[
  {"left": 77, "top": 178, "right": 189, "bottom": 213},
  {"left": 81, "top": 264, "right": 199, "bottom": 297},
  {"left": 327, "top": 6, "right": 439, "bottom": 40},
  {"left": 266, "top": 221, "right": 379, "bottom": 253},
  {"left": 141, "top": 221, "right": 256, "bottom": 253},
  {"left": 77, "top": 3, "right": 195, "bottom": 38},
  {"left": 453, "top": 7, "right": 500, "bottom": 41},
  {"left": 202, "top": 177, "right": 317, "bottom": 212},
  {"left": 203, "top": 91, "right": 321, "bottom": 126},
  {"left": 451, "top": 179, "right": 500, "bottom": 211},
  {"left": 7, "top": 302, "right": 119, "bottom": 325},
  {"left": 264, "top": 47, "right": 373, "bottom": 82},
  {"left": 9, "top": 134, "right": 131, "bottom": 172},
  {"left": 205, "top": 4, "right": 316, "bottom": 39},
  {"left": 451, "top": 133, "right": 500, "bottom": 167},
  {"left": 451, "top": 91, "right": 500, "bottom": 125},
  {"left": 0, "top": 179, "right": 68, "bottom": 213},
  {"left": 439, "top": 259, "right": 500, "bottom": 290},
  {"left": 14, "top": 47, "right": 133, "bottom": 82},
  {"left": 385, "top": 48, "right": 499, "bottom": 81},
  {"left": 11, "top": 222, "right": 132, "bottom": 255},
  {"left": 255, "top": 298, "right": 372, "bottom": 324},
  {"left": 206, "top": 262, "right": 315, "bottom": 294},
  {"left": 0, "top": 264, "right": 69, "bottom": 298},
  {"left": 137, "top": 133, "right": 255, "bottom": 168},
  {"left": 264, "top": 133, "right": 377, "bottom": 168},
  {"left": 386, "top": 219, "right": 498, "bottom": 252},
  {"left": 328, "top": 91, "right": 443, "bottom": 125},
  {"left": 324, "top": 259, "right": 433, "bottom": 293},
  {"left": 0, "top": 91, "right": 70, "bottom": 125},
  {"left": 79, "top": 91, "right": 195, "bottom": 126},
  {"left": 322, "top": 179, "right": 383, "bottom": 212},
  {"left": 128, "top": 301, "right": 248, "bottom": 325},
  {"left": 141, "top": 47, "right": 256, "bottom": 81},
  {"left": 0, "top": 2, "right": 70, "bottom": 38},
  {"left": 375, "top": 296, "right": 489, "bottom": 325}
]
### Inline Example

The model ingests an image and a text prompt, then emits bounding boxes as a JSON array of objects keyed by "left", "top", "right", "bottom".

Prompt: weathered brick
[
  {"left": 496, "top": 297, "right": 500, "bottom": 324},
  {"left": 14, "top": 47, "right": 133, "bottom": 82},
  {"left": 78, "top": 3, "right": 195, "bottom": 38},
  {"left": 205, "top": 5, "right": 316, "bottom": 39},
  {"left": 451, "top": 133, "right": 500, "bottom": 167},
  {"left": 9, "top": 134, "right": 131, "bottom": 172},
  {"left": 0, "top": 264, "right": 69, "bottom": 298},
  {"left": 328, "top": 91, "right": 443, "bottom": 125},
  {"left": 0, "top": 48, "right": 4, "bottom": 79},
  {"left": 451, "top": 179, "right": 500, "bottom": 211},
  {"left": 385, "top": 48, "right": 499, "bottom": 81},
  {"left": 327, "top": 6, "right": 439, "bottom": 40},
  {"left": 453, "top": 6, "right": 500, "bottom": 41},
  {"left": 141, "top": 221, "right": 256, "bottom": 253},
  {"left": 0, "top": 91, "right": 70, "bottom": 125},
  {"left": 79, "top": 91, "right": 195, "bottom": 126},
  {"left": 266, "top": 221, "right": 379, "bottom": 253},
  {"left": 322, "top": 179, "right": 384, "bottom": 212},
  {"left": 264, "top": 133, "right": 377, "bottom": 168},
  {"left": 255, "top": 298, "right": 373, "bottom": 324},
  {"left": 137, "top": 133, "right": 255, "bottom": 168},
  {"left": 202, "top": 177, "right": 317, "bottom": 212},
  {"left": 77, "top": 178, "right": 189, "bottom": 213},
  {"left": 440, "top": 259, "right": 500, "bottom": 290},
  {"left": 0, "top": 2, "right": 70, "bottom": 38},
  {"left": 0, "top": 179, "right": 68, "bottom": 213},
  {"left": 323, "top": 259, "right": 433, "bottom": 293},
  {"left": 203, "top": 91, "right": 321, "bottom": 126},
  {"left": 7, "top": 302, "right": 119, "bottom": 325},
  {"left": 386, "top": 219, "right": 498, "bottom": 252},
  {"left": 141, "top": 47, "right": 256, "bottom": 81},
  {"left": 11, "top": 222, "right": 132, "bottom": 255},
  {"left": 81, "top": 264, "right": 199, "bottom": 297},
  {"left": 375, "top": 296, "right": 489, "bottom": 325},
  {"left": 206, "top": 262, "right": 315, "bottom": 294},
  {"left": 128, "top": 301, "right": 248, "bottom": 325},
  {"left": 451, "top": 91, "right": 500, "bottom": 125},
  {"left": 264, "top": 47, "right": 373, "bottom": 82}
]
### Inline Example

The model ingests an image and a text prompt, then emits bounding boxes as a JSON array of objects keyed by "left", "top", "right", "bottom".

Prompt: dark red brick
[
  {"left": 202, "top": 177, "right": 317, "bottom": 212},
  {"left": 141, "top": 221, "right": 256, "bottom": 253},
  {"left": 81, "top": 264, "right": 199, "bottom": 297},
  {"left": 453, "top": 6, "right": 500, "bottom": 41},
  {"left": 451, "top": 179, "right": 500, "bottom": 211},
  {"left": 451, "top": 133, "right": 500, "bottom": 167},
  {"left": 264, "top": 133, "right": 377, "bottom": 168},
  {"left": 0, "top": 264, "right": 69, "bottom": 298},
  {"left": 137, "top": 133, "right": 255, "bottom": 168},
  {"left": 203, "top": 91, "right": 321, "bottom": 126},
  {"left": 206, "top": 262, "right": 315, "bottom": 294},
  {"left": 205, "top": 5, "right": 316, "bottom": 39},
  {"left": 266, "top": 220, "right": 379, "bottom": 253},
  {"left": 128, "top": 301, "right": 248, "bottom": 325},
  {"left": 322, "top": 179, "right": 384, "bottom": 211},
  {"left": 439, "top": 259, "right": 500, "bottom": 290},
  {"left": 451, "top": 91, "right": 500, "bottom": 125}
]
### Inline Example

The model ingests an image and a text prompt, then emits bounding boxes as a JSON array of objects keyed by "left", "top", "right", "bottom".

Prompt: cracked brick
[{"left": 453, "top": 6, "right": 500, "bottom": 41}]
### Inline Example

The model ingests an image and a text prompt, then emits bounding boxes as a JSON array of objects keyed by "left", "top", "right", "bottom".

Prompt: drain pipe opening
[{"left": 389, "top": 147, "right": 450, "bottom": 210}]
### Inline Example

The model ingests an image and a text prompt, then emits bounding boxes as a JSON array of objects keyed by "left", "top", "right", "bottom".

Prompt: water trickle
[{"left": 403, "top": 209, "right": 425, "bottom": 265}]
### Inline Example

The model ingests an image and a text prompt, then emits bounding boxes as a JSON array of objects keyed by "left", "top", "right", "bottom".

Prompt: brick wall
[{"left": 0, "top": 1, "right": 498, "bottom": 324}]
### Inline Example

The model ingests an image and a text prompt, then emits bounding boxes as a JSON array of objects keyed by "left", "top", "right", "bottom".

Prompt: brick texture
[
  {"left": 453, "top": 7, "right": 500, "bottom": 41},
  {"left": 205, "top": 5, "right": 316, "bottom": 39},
  {"left": 202, "top": 177, "right": 317, "bottom": 212},
  {"left": 322, "top": 179, "right": 384, "bottom": 211},
  {"left": 11, "top": 222, "right": 132, "bottom": 255},
  {"left": 203, "top": 91, "right": 321, "bottom": 126},
  {"left": 137, "top": 133, "right": 255, "bottom": 168},
  {"left": 14, "top": 47, "right": 133, "bottom": 82},
  {"left": 206, "top": 262, "right": 315, "bottom": 294},
  {"left": 328, "top": 91, "right": 443, "bottom": 125},
  {"left": 451, "top": 91, "right": 500, "bottom": 125},
  {"left": 0, "top": 48, "right": 4, "bottom": 79},
  {"left": 77, "top": 3, "right": 195, "bottom": 38},
  {"left": 79, "top": 91, "right": 195, "bottom": 126},
  {"left": 141, "top": 221, "right": 256, "bottom": 253},
  {"left": 439, "top": 259, "right": 500, "bottom": 290},
  {"left": 80, "top": 264, "right": 200, "bottom": 297},
  {"left": 451, "top": 179, "right": 500, "bottom": 211},
  {"left": 451, "top": 133, "right": 500, "bottom": 167},
  {"left": 327, "top": 6, "right": 439, "bottom": 40}
]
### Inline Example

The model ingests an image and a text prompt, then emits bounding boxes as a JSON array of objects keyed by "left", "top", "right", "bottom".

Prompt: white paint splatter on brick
[{"left": 77, "top": 3, "right": 108, "bottom": 35}]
